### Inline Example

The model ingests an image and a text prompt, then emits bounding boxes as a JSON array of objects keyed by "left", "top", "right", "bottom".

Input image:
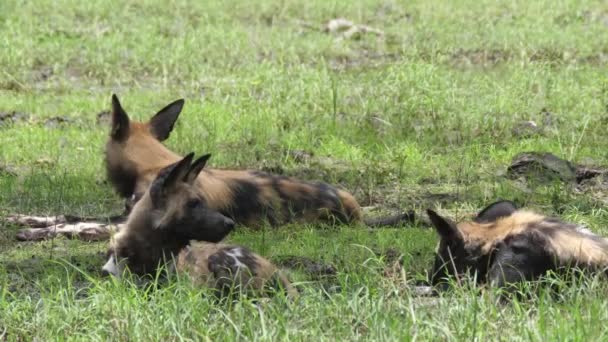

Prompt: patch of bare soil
[
  {"left": 96, "top": 110, "right": 111, "bottom": 125},
  {"left": 507, "top": 152, "right": 578, "bottom": 183},
  {"left": 507, "top": 151, "right": 608, "bottom": 204},
  {"left": 274, "top": 255, "right": 341, "bottom": 295},
  {"left": 507, "top": 152, "right": 608, "bottom": 184},
  {"left": 0, "top": 110, "right": 85, "bottom": 129},
  {"left": 274, "top": 255, "right": 337, "bottom": 279},
  {"left": 0, "top": 163, "right": 18, "bottom": 176},
  {"left": 44, "top": 116, "right": 77, "bottom": 128},
  {"left": 0, "top": 111, "right": 31, "bottom": 126},
  {"left": 441, "top": 48, "right": 608, "bottom": 68}
]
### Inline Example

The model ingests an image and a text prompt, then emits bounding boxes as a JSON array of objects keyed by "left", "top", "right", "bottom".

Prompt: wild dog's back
[
  {"left": 177, "top": 242, "right": 298, "bottom": 298},
  {"left": 460, "top": 210, "right": 608, "bottom": 267},
  {"left": 428, "top": 201, "right": 608, "bottom": 289}
]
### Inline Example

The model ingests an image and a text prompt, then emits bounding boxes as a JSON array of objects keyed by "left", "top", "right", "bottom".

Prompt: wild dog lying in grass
[
  {"left": 427, "top": 200, "right": 608, "bottom": 292},
  {"left": 105, "top": 94, "right": 418, "bottom": 229},
  {"left": 102, "top": 153, "right": 297, "bottom": 298}
]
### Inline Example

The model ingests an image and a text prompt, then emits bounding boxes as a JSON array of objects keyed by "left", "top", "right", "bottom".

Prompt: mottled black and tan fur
[
  {"left": 104, "top": 94, "right": 416, "bottom": 229},
  {"left": 428, "top": 200, "right": 608, "bottom": 290},
  {"left": 102, "top": 153, "right": 297, "bottom": 298}
]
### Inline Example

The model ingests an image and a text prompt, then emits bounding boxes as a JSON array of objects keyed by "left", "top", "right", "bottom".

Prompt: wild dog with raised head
[
  {"left": 427, "top": 200, "right": 608, "bottom": 290},
  {"left": 105, "top": 94, "right": 416, "bottom": 228},
  {"left": 102, "top": 153, "right": 297, "bottom": 298}
]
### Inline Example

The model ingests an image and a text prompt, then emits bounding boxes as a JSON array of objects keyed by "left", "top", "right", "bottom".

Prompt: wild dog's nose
[
  {"left": 224, "top": 218, "right": 235, "bottom": 231},
  {"left": 101, "top": 269, "right": 111, "bottom": 277}
]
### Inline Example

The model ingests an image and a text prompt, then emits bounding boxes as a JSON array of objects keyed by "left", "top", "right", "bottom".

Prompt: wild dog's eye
[{"left": 187, "top": 199, "right": 202, "bottom": 209}]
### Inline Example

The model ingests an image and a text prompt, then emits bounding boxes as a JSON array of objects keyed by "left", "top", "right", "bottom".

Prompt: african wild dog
[
  {"left": 427, "top": 200, "right": 608, "bottom": 290},
  {"left": 102, "top": 153, "right": 298, "bottom": 298},
  {"left": 105, "top": 94, "right": 417, "bottom": 228}
]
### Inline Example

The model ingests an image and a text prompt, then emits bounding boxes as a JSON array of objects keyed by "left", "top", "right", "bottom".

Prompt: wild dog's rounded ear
[
  {"left": 474, "top": 200, "right": 518, "bottom": 223},
  {"left": 149, "top": 153, "right": 194, "bottom": 206},
  {"left": 148, "top": 99, "right": 185, "bottom": 141},
  {"left": 184, "top": 154, "right": 211, "bottom": 184},
  {"left": 111, "top": 94, "right": 130, "bottom": 141},
  {"left": 426, "top": 209, "right": 462, "bottom": 241}
]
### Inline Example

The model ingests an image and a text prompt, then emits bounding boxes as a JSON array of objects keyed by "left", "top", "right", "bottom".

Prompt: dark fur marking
[
  {"left": 149, "top": 99, "right": 184, "bottom": 141},
  {"left": 251, "top": 171, "right": 350, "bottom": 224},
  {"left": 474, "top": 200, "right": 518, "bottom": 223},
  {"left": 208, "top": 247, "right": 259, "bottom": 296},
  {"left": 488, "top": 232, "right": 556, "bottom": 287},
  {"left": 365, "top": 211, "right": 418, "bottom": 227},
  {"left": 105, "top": 160, "right": 137, "bottom": 198},
  {"left": 110, "top": 94, "right": 130, "bottom": 141},
  {"left": 225, "top": 179, "right": 268, "bottom": 223},
  {"left": 314, "top": 181, "right": 349, "bottom": 223}
]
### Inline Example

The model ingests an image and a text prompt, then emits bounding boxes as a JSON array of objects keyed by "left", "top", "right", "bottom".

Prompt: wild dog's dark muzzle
[{"left": 223, "top": 217, "right": 235, "bottom": 232}]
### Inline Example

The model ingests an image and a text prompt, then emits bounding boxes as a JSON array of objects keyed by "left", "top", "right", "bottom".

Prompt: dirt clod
[
  {"left": 44, "top": 116, "right": 75, "bottom": 128},
  {"left": 274, "top": 255, "right": 337, "bottom": 278},
  {"left": 289, "top": 150, "right": 313, "bottom": 163},
  {"left": 0, "top": 111, "right": 30, "bottom": 126},
  {"left": 96, "top": 110, "right": 111, "bottom": 125},
  {"left": 507, "top": 152, "right": 577, "bottom": 183},
  {"left": 508, "top": 152, "right": 608, "bottom": 185},
  {"left": 512, "top": 120, "right": 541, "bottom": 138}
]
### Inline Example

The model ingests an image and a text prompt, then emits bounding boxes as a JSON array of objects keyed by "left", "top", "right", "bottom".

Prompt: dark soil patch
[
  {"left": 31, "top": 65, "right": 54, "bottom": 82},
  {"left": 0, "top": 111, "right": 31, "bottom": 126},
  {"left": 0, "top": 111, "right": 83, "bottom": 129},
  {"left": 507, "top": 152, "right": 608, "bottom": 184},
  {"left": 274, "top": 255, "right": 337, "bottom": 279},
  {"left": 44, "top": 116, "right": 76, "bottom": 128},
  {"left": 96, "top": 110, "right": 111, "bottom": 125},
  {"left": 432, "top": 48, "right": 608, "bottom": 68},
  {"left": 0, "top": 164, "right": 18, "bottom": 176},
  {"left": 374, "top": 247, "right": 404, "bottom": 265},
  {"left": 507, "top": 152, "right": 578, "bottom": 183}
]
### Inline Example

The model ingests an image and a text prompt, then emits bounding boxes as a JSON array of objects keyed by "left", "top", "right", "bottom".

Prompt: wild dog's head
[
  {"left": 102, "top": 153, "right": 235, "bottom": 278},
  {"left": 104, "top": 94, "right": 185, "bottom": 198},
  {"left": 427, "top": 200, "right": 519, "bottom": 288}
]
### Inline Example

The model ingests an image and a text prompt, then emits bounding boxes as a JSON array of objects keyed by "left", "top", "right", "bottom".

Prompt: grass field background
[{"left": 2, "top": 0, "right": 608, "bottom": 339}]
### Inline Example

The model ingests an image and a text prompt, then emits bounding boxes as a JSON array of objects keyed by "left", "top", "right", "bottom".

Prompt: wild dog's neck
[
  {"left": 105, "top": 130, "right": 182, "bottom": 198},
  {"left": 126, "top": 198, "right": 189, "bottom": 264},
  {"left": 124, "top": 134, "right": 181, "bottom": 173}
]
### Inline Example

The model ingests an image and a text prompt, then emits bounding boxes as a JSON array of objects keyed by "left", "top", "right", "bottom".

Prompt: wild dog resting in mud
[
  {"left": 427, "top": 200, "right": 608, "bottom": 291},
  {"left": 102, "top": 153, "right": 298, "bottom": 298},
  {"left": 105, "top": 94, "right": 418, "bottom": 229}
]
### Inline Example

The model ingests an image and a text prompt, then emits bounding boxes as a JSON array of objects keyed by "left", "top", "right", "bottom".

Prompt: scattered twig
[
  {"left": 295, "top": 18, "right": 385, "bottom": 40},
  {"left": 7, "top": 214, "right": 124, "bottom": 242}
]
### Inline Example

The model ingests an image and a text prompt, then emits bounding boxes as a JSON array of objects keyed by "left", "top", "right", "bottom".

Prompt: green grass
[{"left": 2, "top": 0, "right": 608, "bottom": 339}]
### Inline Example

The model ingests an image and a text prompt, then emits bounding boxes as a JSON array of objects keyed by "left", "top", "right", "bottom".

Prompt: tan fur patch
[
  {"left": 456, "top": 210, "right": 608, "bottom": 268},
  {"left": 546, "top": 229, "right": 608, "bottom": 266},
  {"left": 176, "top": 242, "right": 298, "bottom": 298},
  {"left": 458, "top": 211, "right": 545, "bottom": 253},
  {"left": 106, "top": 111, "right": 363, "bottom": 227},
  {"left": 336, "top": 189, "right": 363, "bottom": 221}
]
